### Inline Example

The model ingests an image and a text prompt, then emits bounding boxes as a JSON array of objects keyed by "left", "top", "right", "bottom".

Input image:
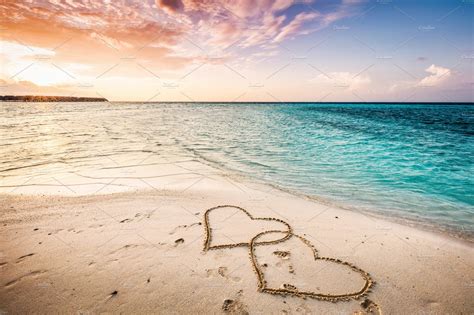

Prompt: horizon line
[
  {"left": 2, "top": 100, "right": 474, "bottom": 105},
  {"left": 112, "top": 101, "right": 474, "bottom": 104},
  {"left": 1, "top": 95, "right": 473, "bottom": 105}
]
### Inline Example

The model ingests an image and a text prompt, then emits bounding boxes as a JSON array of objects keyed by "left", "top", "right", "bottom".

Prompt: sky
[{"left": 1, "top": 0, "right": 473, "bottom": 102}]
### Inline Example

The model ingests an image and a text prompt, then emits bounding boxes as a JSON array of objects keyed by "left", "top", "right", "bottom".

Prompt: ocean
[{"left": 1, "top": 102, "right": 473, "bottom": 238}]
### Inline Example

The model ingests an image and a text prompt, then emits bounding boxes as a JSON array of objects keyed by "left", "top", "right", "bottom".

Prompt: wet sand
[{"left": 0, "top": 159, "right": 473, "bottom": 314}]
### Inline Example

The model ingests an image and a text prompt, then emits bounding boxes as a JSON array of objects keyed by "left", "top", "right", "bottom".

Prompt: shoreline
[
  {"left": 2, "top": 152, "right": 472, "bottom": 244},
  {"left": 180, "top": 153, "right": 474, "bottom": 244},
  {"left": 1, "top": 158, "right": 473, "bottom": 313}
]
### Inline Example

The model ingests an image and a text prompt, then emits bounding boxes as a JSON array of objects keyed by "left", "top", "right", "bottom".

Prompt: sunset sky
[{"left": 1, "top": 0, "right": 473, "bottom": 102}]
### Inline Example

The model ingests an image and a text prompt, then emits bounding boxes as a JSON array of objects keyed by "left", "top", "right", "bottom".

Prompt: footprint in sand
[
  {"left": 222, "top": 299, "right": 248, "bottom": 314},
  {"left": 353, "top": 299, "right": 382, "bottom": 314},
  {"left": 273, "top": 251, "right": 295, "bottom": 274},
  {"left": 16, "top": 253, "right": 35, "bottom": 263},
  {"left": 133, "top": 210, "right": 157, "bottom": 221},
  {"left": 295, "top": 303, "right": 312, "bottom": 314},
  {"left": 5, "top": 270, "right": 47, "bottom": 287},
  {"left": 169, "top": 222, "right": 202, "bottom": 235},
  {"left": 222, "top": 290, "right": 248, "bottom": 314},
  {"left": 273, "top": 250, "right": 290, "bottom": 259},
  {"left": 273, "top": 250, "right": 295, "bottom": 273},
  {"left": 174, "top": 238, "right": 185, "bottom": 246},
  {"left": 47, "top": 229, "right": 64, "bottom": 235},
  {"left": 109, "top": 244, "right": 141, "bottom": 255},
  {"left": 288, "top": 264, "right": 295, "bottom": 274},
  {"left": 206, "top": 266, "right": 241, "bottom": 282}
]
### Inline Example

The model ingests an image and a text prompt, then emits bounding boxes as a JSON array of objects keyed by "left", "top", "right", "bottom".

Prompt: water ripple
[{"left": 0, "top": 102, "right": 472, "bottom": 237}]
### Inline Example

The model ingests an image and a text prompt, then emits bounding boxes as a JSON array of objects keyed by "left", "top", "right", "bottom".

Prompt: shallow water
[{"left": 1, "top": 102, "right": 473, "bottom": 236}]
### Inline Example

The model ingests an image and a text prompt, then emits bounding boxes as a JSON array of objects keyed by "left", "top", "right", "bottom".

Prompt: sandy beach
[{"left": 0, "top": 158, "right": 472, "bottom": 314}]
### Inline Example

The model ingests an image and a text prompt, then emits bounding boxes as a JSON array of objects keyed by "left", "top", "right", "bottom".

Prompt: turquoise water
[
  {"left": 178, "top": 103, "right": 474, "bottom": 236},
  {"left": 1, "top": 102, "right": 473, "bottom": 237}
]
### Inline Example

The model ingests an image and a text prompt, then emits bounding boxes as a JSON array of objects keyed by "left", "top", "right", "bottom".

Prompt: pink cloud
[
  {"left": 1, "top": 0, "right": 363, "bottom": 81},
  {"left": 152, "top": 0, "right": 361, "bottom": 52},
  {"left": 3, "top": 0, "right": 360, "bottom": 55}
]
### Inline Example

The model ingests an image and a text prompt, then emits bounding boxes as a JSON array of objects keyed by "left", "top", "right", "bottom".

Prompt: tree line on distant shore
[{"left": 0, "top": 95, "right": 108, "bottom": 102}]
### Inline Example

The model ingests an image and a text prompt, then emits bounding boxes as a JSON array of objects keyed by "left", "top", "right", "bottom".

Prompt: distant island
[{"left": 0, "top": 95, "right": 108, "bottom": 102}]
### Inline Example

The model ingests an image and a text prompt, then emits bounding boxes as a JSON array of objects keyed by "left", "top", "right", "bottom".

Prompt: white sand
[{"left": 0, "top": 159, "right": 473, "bottom": 314}]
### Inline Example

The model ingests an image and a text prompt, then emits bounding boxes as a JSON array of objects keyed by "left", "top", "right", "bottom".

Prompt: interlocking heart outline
[{"left": 202, "top": 205, "right": 381, "bottom": 312}]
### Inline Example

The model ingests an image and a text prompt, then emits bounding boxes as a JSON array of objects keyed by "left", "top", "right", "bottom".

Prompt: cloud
[
  {"left": 0, "top": 41, "right": 55, "bottom": 60},
  {"left": 390, "top": 64, "right": 452, "bottom": 92},
  {"left": 0, "top": 78, "right": 82, "bottom": 96},
  {"left": 154, "top": 0, "right": 360, "bottom": 50},
  {"left": 1, "top": 1, "right": 184, "bottom": 49},
  {"left": 0, "top": 0, "right": 366, "bottom": 99},
  {"left": 418, "top": 64, "right": 451, "bottom": 87},
  {"left": 1, "top": 0, "right": 362, "bottom": 65},
  {"left": 273, "top": 12, "right": 319, "bottom": 43}
]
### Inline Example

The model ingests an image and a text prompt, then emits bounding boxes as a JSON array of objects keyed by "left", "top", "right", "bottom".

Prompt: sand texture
[{"left": 0, "top": 160, "right": 473, "bottom": 314}]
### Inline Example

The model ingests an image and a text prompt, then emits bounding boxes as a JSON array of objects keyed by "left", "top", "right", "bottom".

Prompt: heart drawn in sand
[
  {"left": 202, "top": 205, "right": 380, "bottom": 313},
  {"left": 249, "top": 230, "right": 374, "bottom": 302},
  {"left": 203, "top": 205, "right": 292, "bottom": 251}
]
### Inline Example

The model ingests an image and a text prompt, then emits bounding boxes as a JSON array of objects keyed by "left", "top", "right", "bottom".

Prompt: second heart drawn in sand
[{"left": 249, "top": 230, "right": 374, "bottom": 301}]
